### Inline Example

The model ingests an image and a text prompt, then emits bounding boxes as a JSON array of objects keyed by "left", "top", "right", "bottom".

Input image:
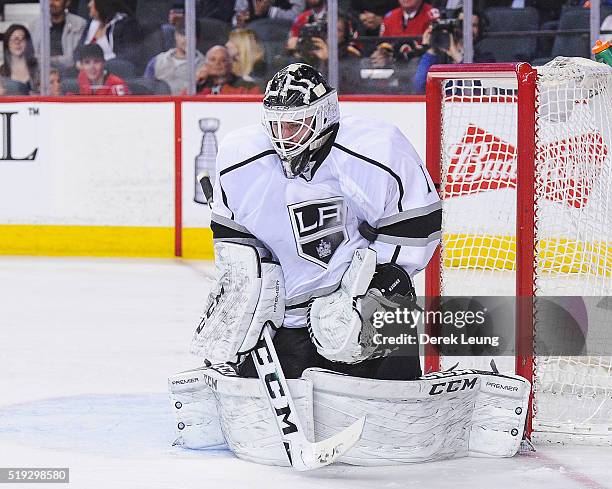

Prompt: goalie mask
[{"left": 262, "top": 63, "right": 340, "bottom": 179}]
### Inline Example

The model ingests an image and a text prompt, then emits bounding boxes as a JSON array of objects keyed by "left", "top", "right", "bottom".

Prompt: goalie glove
[
  {"left": 190, "top": 242, "right": 285, "bottom": 364},
  {"left": 307, "top": 248, "right": 417, "bottom": 364}
]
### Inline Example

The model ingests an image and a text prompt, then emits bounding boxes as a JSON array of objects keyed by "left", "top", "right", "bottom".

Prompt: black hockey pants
[{"left": 238, "top": 327, "right": 422, "bottom": 380}]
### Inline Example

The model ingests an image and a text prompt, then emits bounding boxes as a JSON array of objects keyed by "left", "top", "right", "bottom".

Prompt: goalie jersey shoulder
[
  {"left": 333, "top": 116, "right": 421, "bottom": 168},
  {"left": 215, "top": 124, "right": 276, "bottom": 176},
  {"left": 330, "top": 116, "right": 435, "bottom": 218}
]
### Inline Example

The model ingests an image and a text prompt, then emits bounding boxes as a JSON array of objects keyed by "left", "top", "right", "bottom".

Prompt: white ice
[{"left": 1, "top": 257, "right": 611, "bottom": 489}]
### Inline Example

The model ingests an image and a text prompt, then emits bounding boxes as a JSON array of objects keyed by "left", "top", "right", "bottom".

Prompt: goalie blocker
[{"left": 169, "top": 365, "right": 531, "bottom": 465}]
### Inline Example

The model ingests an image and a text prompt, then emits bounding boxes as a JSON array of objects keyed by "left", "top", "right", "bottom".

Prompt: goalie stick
[
  {"left": 252, "top": 325, "right": 366, "bottom": 471},
  {"left": 198, "top": 172, "right": 214, "bottom": 207}
]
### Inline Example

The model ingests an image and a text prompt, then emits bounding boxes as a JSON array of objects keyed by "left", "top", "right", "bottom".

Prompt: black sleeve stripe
[
  {"left": 333, "top": 143, "right": 404, "bottom": 213},
  {"left": 211, "top": 220, "right": 258, "bottom": 240},
  {"left": 211, "top": 212, "right": 251, "bottom": 234},
  {"left": 377, "top": 208, "right": 442, "bottom": 240}
]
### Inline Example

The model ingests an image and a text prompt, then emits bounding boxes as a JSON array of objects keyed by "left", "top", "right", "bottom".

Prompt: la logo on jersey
[{"left": 288, "top": 197, "right": 347, "bottom": 268}]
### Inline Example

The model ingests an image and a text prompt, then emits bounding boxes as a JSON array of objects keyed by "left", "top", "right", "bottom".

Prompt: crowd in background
[{"left": 0, "top": 0, "right": 610, "bottom": 96}]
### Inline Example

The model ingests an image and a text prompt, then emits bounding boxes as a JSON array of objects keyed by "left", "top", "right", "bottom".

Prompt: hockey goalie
[{"left": 169, "top": 63, "right": 530, "bottom": 468}]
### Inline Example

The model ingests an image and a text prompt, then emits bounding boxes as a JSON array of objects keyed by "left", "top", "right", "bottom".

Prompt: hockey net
[{"left": 425, "top": 58, "right": 612, "bottom": 444}]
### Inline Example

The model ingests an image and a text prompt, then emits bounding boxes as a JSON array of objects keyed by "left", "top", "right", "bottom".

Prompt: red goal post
[{"left": 425, "top": 62, "right": 537, "bottom": 385}]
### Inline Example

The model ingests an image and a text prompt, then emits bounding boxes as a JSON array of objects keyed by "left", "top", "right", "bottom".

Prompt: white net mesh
[
  {"left": 435, "top": 57, "right": 612, "bottom": 444},
  {"left": 533, "top": 57, "right": 612, "bottom": 443}
]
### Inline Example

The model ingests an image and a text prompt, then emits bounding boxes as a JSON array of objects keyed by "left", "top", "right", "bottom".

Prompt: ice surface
[{"left": 0, "top": 257, "right": 610, "bottom": 489}]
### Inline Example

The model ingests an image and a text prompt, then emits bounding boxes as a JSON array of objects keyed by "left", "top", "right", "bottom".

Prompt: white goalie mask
[{"left": 261, "top": 63, "right": 340, "bottom": 178}]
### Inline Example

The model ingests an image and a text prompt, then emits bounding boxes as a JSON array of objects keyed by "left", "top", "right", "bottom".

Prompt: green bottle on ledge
[{"left": 592, "top": 40, "right": 612, "bottom": 67}]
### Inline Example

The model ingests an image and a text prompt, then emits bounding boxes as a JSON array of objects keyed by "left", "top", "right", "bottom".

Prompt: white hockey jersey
[{"left": 211, "top": 116, "right": 441, "bottom": 328}]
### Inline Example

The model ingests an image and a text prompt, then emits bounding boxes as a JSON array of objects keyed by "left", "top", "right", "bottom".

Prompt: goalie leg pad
[
  {"left": 190, "top": 242, "right": 284, "bottom": 363},
  {"left": 209, "top": 367, "right": 315, "bottom": 466},
  {"left": 170, "top": 364, "right": 315, "bottom": 466},
  {"left": 168, "top": 365, "right": 230, "bottom": 449},
  {"left": 302, "top": 368, "right": 530, "bottom": 465}
]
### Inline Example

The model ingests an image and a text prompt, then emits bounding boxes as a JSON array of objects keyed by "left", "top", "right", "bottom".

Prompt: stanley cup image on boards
[{"left": 194, "top": 118, "right": 220, "bottom": 205}]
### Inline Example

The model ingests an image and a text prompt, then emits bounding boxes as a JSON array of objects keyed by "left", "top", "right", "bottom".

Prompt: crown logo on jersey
[{"left": 316, "top": 239, "right": 332, "bottom": 259}]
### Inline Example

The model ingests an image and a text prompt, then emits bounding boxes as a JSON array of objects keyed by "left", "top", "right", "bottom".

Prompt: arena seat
[{"left": 477, "top": 7, "right": 540, "bottom": 62}]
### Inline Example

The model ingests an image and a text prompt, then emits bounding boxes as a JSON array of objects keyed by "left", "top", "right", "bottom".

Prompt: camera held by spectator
[
  {"left": 385, "top": 12, "right": 462, "bottom": 62},
  {"left": 412, "top": 9, "right": 493, "bottom": 94},
  {"left": 295, "top": 14, "right": 328, "bottom": 65},
  {"left": 428, "top": 17, "right": 463, "bottom": 58},
  {"left": 292, "top": 13, "right": 361, "bottom": 69}
]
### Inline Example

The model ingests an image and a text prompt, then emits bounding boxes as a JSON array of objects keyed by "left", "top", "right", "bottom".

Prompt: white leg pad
[
  {"left": 169, "top": 364, "right": 315, "bottom": 466},
  {"left": 212, "top": 370, "right": 315, "bottom": 466},
  {"left": 303, "top": 368, "right": 530, "bottom": 465},
  {"left": 168, "top": 365, "right": 229, "bottom": 449}
]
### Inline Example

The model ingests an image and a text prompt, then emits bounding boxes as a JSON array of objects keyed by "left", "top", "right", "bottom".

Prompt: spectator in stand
[
  {"left": 381, "top": 0, "right": 439, "bottom": 37},
  {"left": 49, "top": 68, "right": 63, "bottom": 96},
  {"left": 358, "top": 38, "right": 417, "bottom": 94},
  {"left": 234, "top": 0, "right": 305, "bottom": 28},
  {"left": 0, "top": 25, "right": 40, "bottom": 94},
  {"left": 285, "top": 13, "right": 362, "bottom": 92},
  {"left": 31, "top": 0, "right": 87, "bottom": 71},
  {"left": 378, "top": 0, "right": 440, "bottom": 60},
  {"left": 367, "top": 41, "right": 396, "bottom": 68},
  {"left": 412, "top": 9, "right": 492, "bottom": 93},
  {"left": 144, "top": 19, "right": 205, "bottom": 95},
  {"left": 287, "top": 0, "right": 326, "bottom": 52},
  {"left": 79, "top": 0, "right": 141, "bottom": 65},
  {"left": 196, "top": 45, "right": 261, "bottom": 94},
  {"left": 349, "top": 0, "right": 397, "bottom": 37},
  {"left": 226, "top": 29, "right": 266, "bottom": 82},
  {"left": 75, "top": 43, "right": 130, "bottom": 95}
]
